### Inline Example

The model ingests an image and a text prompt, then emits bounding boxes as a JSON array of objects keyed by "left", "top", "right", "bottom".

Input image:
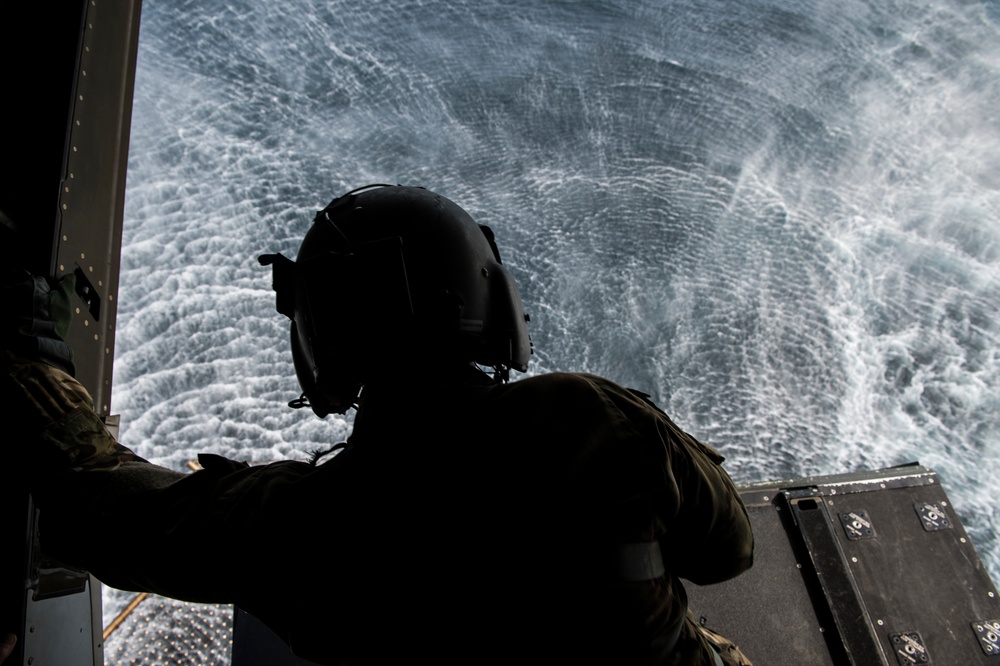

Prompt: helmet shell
[{"left": 266, "top": 185, "right": 531, "bottom": 416}]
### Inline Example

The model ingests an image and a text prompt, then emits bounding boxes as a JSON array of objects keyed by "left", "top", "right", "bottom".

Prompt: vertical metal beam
[
  {"left": 789, "top": 495, "right": 888, "bottom": 666},
  {"left": 56, "top": 0, "right": 143, "bottom": 418}
]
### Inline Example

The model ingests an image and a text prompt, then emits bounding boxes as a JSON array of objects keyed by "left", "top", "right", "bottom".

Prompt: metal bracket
[
  {"left": 915, "top": 502, "right": 952, "bottom": 532},
  {"left": 839, "top": 510, "right": 876, "bottom": 541},
  {"left": 972, "top": 619, "right": 1000, "bottom": 656},
  {"left": 889, "top": 631, "right": 930, "bottom": 665}
]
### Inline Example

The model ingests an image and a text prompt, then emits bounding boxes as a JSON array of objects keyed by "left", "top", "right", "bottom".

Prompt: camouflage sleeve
[
  {"left": 1, "top": 271, "right": 77, "bottom": 375},
  {"left": 2, "top": 353, "right": 146, "bottom": 474},
  {"left": 653, "top": 408, "right": 754, "bottom": 585},
  {"left": 563, "top": 375, "right": 754, "bottom": 585}
]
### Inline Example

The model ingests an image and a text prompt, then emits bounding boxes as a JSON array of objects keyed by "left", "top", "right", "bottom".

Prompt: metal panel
[
  {"left": 823, "top": 477, "right": 1000, "bottom": 665},
  {"left": 688, "top": 465, "right": 1000, "bottom": 666}
]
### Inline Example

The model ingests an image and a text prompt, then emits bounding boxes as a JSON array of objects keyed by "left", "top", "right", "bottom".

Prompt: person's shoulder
[
  {"left": 507, "top": 371, "right": 623, "bottom": 392},
  {"left": 512, "top": 372, "right": 659, "bottom": 409},
  {"left": 498, "top": 371, "right": 624, "bottom": 405},
  {"left": 491, "top": 372, "right": 646, "bottom": 426}
]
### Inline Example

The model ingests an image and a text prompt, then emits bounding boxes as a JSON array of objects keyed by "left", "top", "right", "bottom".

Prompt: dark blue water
[{"left": 109, "top": 0, "right": 1000, "bottom": 658}]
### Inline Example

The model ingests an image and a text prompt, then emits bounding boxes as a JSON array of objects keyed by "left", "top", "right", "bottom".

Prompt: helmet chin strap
[{"left": 287, "top": 393, "right": 310, "bottom": 410}]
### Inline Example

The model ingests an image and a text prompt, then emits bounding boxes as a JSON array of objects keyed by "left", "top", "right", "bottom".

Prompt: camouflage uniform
[{"left": 9, "top": 358, "right": 753, "bottom": 665}]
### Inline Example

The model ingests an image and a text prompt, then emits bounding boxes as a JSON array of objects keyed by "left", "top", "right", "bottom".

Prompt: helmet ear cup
[{"left": 485, "top": 264, "right": 531, "bottom": 373}]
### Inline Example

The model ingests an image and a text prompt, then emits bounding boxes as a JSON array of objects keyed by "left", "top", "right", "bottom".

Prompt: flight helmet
[{"left": 260, "top": 185, "right": 531, "bottom": 417}]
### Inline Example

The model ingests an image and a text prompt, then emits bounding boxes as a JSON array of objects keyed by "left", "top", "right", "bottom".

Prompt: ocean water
[{"left": 109, "top": 0, "right": 1000, "bottom": 658}]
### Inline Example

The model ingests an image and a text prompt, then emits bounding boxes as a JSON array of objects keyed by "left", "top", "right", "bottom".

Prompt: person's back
[{"left": 292, "top": 369, "right": 752, "bottom": 663}]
